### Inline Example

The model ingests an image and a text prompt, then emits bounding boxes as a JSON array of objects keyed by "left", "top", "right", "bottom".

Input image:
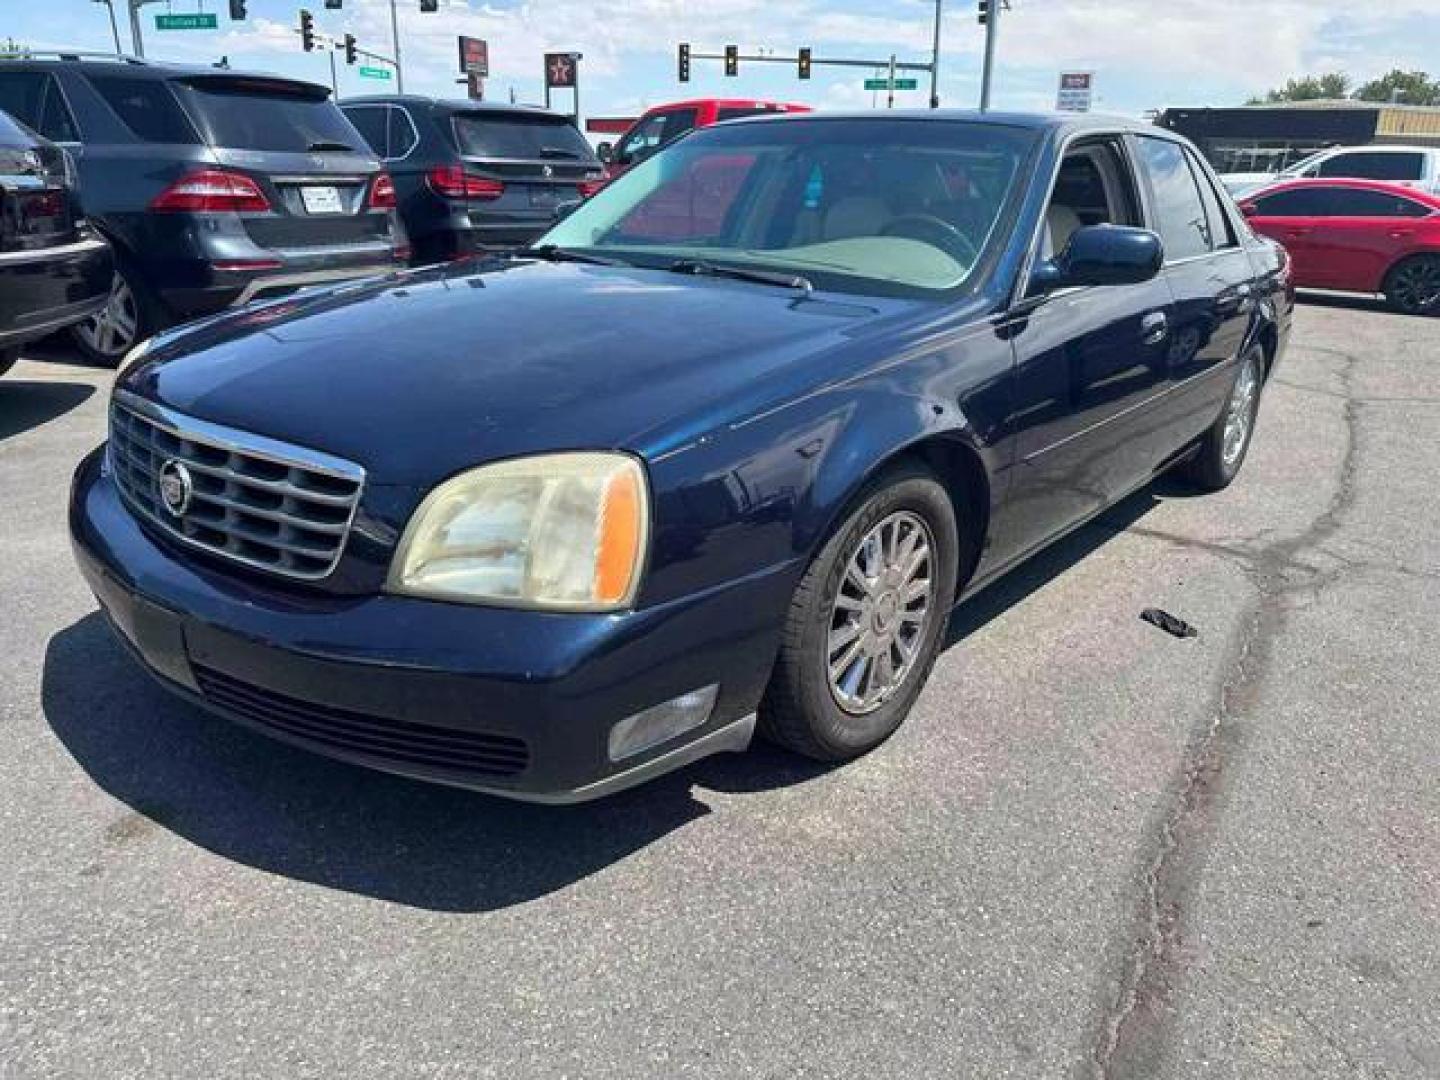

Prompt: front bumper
[{"left": 70, "top": 448, "right": 795, "bottom": 802}]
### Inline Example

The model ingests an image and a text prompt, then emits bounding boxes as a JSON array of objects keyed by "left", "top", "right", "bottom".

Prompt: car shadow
[
  {"left": 0, "top": 379, "right": 96, "bottom": 442},
  {"left": 43, "top": 480, "right": 1177, "bottom": 913}
]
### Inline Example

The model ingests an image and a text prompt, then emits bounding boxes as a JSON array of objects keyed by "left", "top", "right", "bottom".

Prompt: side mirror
[
  {"left": 1031, "top": 225, "right": 1163, "bottom": 293},
  {"left": 596, "top": 141, "right": 614, "bottom": 165},
  {"left": 553, "top": 199, "right": 582, "bottom": 223}
]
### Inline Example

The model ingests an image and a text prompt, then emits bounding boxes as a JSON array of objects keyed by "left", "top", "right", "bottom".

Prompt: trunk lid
[
  {"left": 171, "top": 75, "right": 389, "bottom": 249},
  {"left": 448, "top": 110, "right": 602, "bottom": 213}
]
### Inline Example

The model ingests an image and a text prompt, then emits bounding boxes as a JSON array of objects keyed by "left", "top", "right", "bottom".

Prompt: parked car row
[
  {"left": 1220, "top": 143, "right": 1440, "bottom": 198},
  {"left": 72, "top": 110, "right": 1296, "bottom": 802}
]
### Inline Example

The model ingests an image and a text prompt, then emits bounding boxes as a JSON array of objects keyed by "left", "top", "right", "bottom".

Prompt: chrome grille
[{"left": 109, "top": 391, "right": 365, "bottom": 581}]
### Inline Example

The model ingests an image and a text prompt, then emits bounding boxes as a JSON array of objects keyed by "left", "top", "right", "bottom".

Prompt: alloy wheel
[
  {"left": 75, "top": 272, "right": 139, "bottom": 360},
  {"left": 1222, "top": 353, "right": 1261, "bottom": 468},
  {"left": 826, "top": 510, "right": 936, "bottom": 715},
  {"left": 1391, "top": 258, "right": 1440, "bottom": 315}
]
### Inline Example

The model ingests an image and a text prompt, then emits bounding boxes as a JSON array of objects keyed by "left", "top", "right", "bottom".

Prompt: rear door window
[
  {"left": 342, "top": 104, "right": 416, "bottom": 160},
  {"left": 174, "top": 78, "right": 363, "bottom": 152},
  {"left": 451, "top": 113, "right": 592, "bottom": 161},
  {"left": 1137, "top": 135, "right": 1212, "bottom": 260},
  {"left": 87, "top": 75, "right": 199, "bottom": 143},
  {"left": 716, "top": 105, "right": 783, "bottom": 122},
  {"left": 1324, "top": 188, "right": 1434, "bottom": 218},
  {"left": 0, "top": 71, "right": 78, "bottom": 142},
  {"left": 1317, "top": 151, "right": 1425, "bottom": 182}
]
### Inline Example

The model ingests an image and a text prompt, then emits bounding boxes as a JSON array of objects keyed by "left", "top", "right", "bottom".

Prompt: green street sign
[
  {"left": 864, "top": 77, "right": 918, "bottom": 90},
  {"left": 358, "top": 65, "right": 392, "bottom": 80},
  {"left": 155, "top": 13, "right": 218, "bottom": 30}
]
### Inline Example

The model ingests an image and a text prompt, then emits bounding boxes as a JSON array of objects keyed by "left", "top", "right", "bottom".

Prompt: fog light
[{"left": 607, "top": 685, "right": 719, "bottom": 763}]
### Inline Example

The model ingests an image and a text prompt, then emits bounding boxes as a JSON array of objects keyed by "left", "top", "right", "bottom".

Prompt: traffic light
[
  {"left": 343, "top": 33, "right": 357, "bottom": 65},
  {"left": 228, "top": 0, "right": 246, "bottom": 19},
  {"left": 299, "top": 9, "right": 315, "bottom": 51},
  {"left": 724, "top": 45, "right": 738, "bottom": 77},
  {"left": 419, "top": 0, "right": 438, "bottom": 11},
  {"left": 978, "top": 0, "right": 989, "bottom": 24},
  {"left": 798, "top": 47, "right": 811, "bottom": 80},
  {"left": 678, "top": 43, "right": 690, "bottom": 83}
]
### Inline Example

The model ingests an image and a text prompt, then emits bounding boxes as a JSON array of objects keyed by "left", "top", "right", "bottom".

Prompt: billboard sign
[
  {"left": 458, "top": 36, "right": 489, "bottom": 77},
  {"left": 1056, "top": 71, "right": 1094, "bottom": 112}
]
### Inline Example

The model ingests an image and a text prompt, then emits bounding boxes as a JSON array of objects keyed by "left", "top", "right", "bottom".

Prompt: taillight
[
  {"left": 577, "top": 179, "right": 605, "bottom": 199},
  {"left": 426, "top": 166, "right": 504, "bottom": 200},
  {"left": 370, "top": 173, "right": 397, "bottom": 209},
  {"left": 150, "top": 168, "right": 270, "bottom": 213}
]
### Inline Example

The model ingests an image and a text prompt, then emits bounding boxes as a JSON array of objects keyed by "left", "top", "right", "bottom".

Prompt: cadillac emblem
[{"left": 157, "top": 459, "right": 194, "bottom": 517}]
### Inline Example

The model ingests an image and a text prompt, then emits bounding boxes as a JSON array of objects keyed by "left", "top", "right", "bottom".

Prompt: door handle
[
  {"left": 1141, "top": 311, "right": 1169, "bottom": 346},
  {"left": 1389, "top": 230, "right": 1415, "bottom": 240},
  {"left": 1285, "top": 229, "right": 1311, "bottom": 239},
  {"left": 1216, "top": 283, "right": 1254, "bottom": 315}
]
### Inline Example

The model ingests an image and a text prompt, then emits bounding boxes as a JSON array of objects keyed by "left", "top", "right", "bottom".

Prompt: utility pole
[
  {"left": 327, "top": 45, "right": 337, "bottom": 96},
  {"left": 979, "top": 0, "right": 1001, "bottom": 111},
  {"left": 887, "top": 54, "right": 897, "bottom": 109},
  {"left": 94, "top": 0, "right": 122, "bottom": 54},
  {"left": 387, "top": 0, "right": 404, "bottom": 92},
  {"left": 929, "top": 0, "right": 943, "bottom": 108},
  {"left": 128, "top": 0, "right": 145, "bottom": 57}
]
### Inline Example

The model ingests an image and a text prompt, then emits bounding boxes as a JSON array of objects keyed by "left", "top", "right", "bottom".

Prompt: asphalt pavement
[{"left": 1, "top": 297, "right": 1437, "bottom": 1079}]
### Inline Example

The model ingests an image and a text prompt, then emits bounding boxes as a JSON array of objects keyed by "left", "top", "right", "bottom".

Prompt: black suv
[
  {"left": 0, "top": 55, "right": 407, "bottom": 363},
  {"left": 0, "top": 108, "right": 112, "bottom": 376},
  {"left": 341, "top": 96, "right": 601, "bottom": 263}
]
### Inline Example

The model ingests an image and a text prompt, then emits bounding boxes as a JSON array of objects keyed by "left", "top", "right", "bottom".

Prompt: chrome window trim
[{"left": 340, "top": 103, "right": 419, "bottom": 163}]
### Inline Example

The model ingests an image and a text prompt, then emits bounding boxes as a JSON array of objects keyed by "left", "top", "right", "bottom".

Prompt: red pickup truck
[{"left": 598, "top": 98, "right": 810, "bottom": 180}]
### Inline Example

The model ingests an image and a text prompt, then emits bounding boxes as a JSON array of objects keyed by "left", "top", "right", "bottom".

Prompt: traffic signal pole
[
  {"left": 979, "top": 0, "right": 1001, "bottom": 111},
  {"left": 388, "top": 0, "right": 404, "bottom": 92}
]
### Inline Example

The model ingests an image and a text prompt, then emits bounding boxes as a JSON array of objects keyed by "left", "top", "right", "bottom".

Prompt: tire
[
  {"left": 0, "top": 346, "right": 18, "bottom": 378},
  {"left": 1181, "top": 344, "right": 1265, "bottom": 492},
  {"left": 759, "top": 462, "right": 960, "bottom": 761},
  {"left": 69, "top": 260, "right": 163, "bottom": 366},
  {"left": 1383, "top": 255, "right": 1440, "bottom": 316}
]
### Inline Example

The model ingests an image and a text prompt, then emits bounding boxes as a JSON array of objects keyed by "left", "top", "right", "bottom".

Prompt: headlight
[
  {"left": 388, "top": 452, "right": 649, "bottom": 611},
  {"left": 115, "top": 337, "right": 154, "bottom": 378}
]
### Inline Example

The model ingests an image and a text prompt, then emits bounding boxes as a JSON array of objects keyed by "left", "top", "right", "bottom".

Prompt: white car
[{"left": 1220, "top": 144, "right": 1440, "bottom": 198}]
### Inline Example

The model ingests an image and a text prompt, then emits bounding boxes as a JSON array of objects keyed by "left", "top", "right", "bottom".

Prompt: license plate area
[
  {"left": 301, "top": 185, "right": 344, "bottom": 214},
  {"left": 527, "top": 186, "right": 565, "bottom": 209}
]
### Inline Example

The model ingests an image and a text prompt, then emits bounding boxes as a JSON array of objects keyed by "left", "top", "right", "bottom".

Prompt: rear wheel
[
  {"left": 759, "top": 464, "right": 959, "bottom": 761},
  {"left": 1383, "top": 255, "right": 1440, "bottom": 316},
  {"left": 1182, "top": 345, "right": 1264, "bottom": 492},
  {"left": 70, "top": 261, "right": 160, "bottom": 365}
]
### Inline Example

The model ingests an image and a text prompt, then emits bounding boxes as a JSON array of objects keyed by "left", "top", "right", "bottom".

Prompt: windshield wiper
[
  {"left": 524, "top": 244, "right": 629, "bottom": 267},
  {"left": 668, "top": 259, "right": 814, "bottom": 296},
  {"left": 307, "top": 140, "right": 356, "bottom": 153}
]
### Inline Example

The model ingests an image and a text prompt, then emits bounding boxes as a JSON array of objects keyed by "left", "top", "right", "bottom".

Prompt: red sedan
[{"left": 1237, "top": 178, "right": 1440, "bottom": 315}]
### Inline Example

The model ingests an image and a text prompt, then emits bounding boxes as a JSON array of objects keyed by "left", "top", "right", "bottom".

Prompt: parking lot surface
[{"left": 2, "top": 298, "right": 1437, "bottom": 1079}]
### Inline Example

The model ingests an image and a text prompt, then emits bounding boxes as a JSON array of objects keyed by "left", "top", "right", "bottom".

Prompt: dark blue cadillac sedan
[{"left": 70, "top": 112, "right": 1293, "bottom": 802}]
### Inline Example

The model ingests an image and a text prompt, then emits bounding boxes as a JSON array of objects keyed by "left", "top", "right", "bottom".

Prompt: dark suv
[
  {"left": 1, "top": 108, "right": 112, "bottom": 376},
  {"left": 341, "top": 96, "right": 602, "bottom": 263},
  {"left": 0, "top": 54, "right": 407, "bottom": 363}
]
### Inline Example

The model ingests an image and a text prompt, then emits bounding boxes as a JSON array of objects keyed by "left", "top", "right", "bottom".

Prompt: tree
[
  {"left": 1354, "top": 69, "right": 1440, "bottom": 106},
  {"left": 1249, "top": 72, "right": 1352, "bottom": 104}
]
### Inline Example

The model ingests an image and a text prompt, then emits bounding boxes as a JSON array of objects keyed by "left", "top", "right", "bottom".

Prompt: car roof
[
  {"left": 1250, "top": 176, "right": 1440, "bottom": 206},
  {"left": 1319, "top": 144, "right": 1436, "bottom": 154},
  {"left": 719, "top": 109, "right": 1171, "bottom": 137},
  {"left": 643, "top": 98, "right": 810, "bottom": 111},
  {"left": 0, "top": 54, "right": 329, "bottom": 93},
  {"left": 341, "top": 94, "right": 571, "bottom": 119}
]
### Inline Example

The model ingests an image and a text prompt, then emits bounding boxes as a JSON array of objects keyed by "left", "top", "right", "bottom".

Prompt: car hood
[{"left": 124, "top": 259, "right": 922, "bottom": 486}]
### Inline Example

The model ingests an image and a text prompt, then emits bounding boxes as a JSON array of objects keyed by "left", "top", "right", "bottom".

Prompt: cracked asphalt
[{"left": 2, "top": 297, "right": 1437, "bottom": 1079}]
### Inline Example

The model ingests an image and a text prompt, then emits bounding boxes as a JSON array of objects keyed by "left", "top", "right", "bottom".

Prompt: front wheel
[
  {"left": 1384, "top": 255, "right": 1440, "bottom": 316},
  {"left": 759, "top": 464, "right": 959, "bottom": 761},
  {"left": 1181, "top": 345, "right": 1264, "bottom": 492}
]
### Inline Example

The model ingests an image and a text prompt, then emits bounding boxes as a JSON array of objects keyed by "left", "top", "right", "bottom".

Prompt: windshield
[
  {"left": 540, "top": 118, "right": 1035, "bottom": 297},
  {"left": 452, "top": 113, "right": 595, "bottom": 161}
]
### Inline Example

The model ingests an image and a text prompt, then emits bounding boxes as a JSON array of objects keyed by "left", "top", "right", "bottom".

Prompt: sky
[{"left": 8, "top": 0, "right": 1439, "bottom": 123}]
